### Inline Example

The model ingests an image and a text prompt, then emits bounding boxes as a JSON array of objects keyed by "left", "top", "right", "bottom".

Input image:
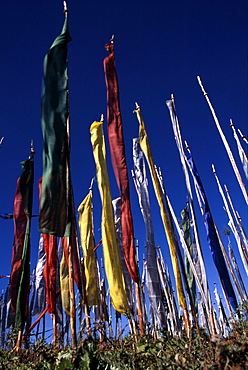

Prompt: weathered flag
[
  {"left": 112, "top": 197, "right": 135, "bottom": 316},
  {"left": 39, "top": 14, "right": 72, "bottom": 237},
  {"left": 10, "top": 156, "right": 34, "bottom": 330},
  {"left": 42, "top": 233, "right": 57, "bottom": 314},
  {"left": 78, "top": 191, "right": 98, "bottom": 306},
  {"left": 187, "top": 152, "right": 238, "bottom": 311},
  {"left": 132, "top": 138, "right": 167, "bottom": 328},
  {"left": 32, "top": 235, "right": 46, "bottom": 317},
  {"left": 134, "top": 106, "right": 187, "bottom": 315},
  {"left": 181, "top": 206, "right": 197, "bottom": 314},
  {"left": 104, "top": 42, "right": 139, "bottom": 283},
  {"left": 90, "top": 120, "right": 129, "bottom": 315}
]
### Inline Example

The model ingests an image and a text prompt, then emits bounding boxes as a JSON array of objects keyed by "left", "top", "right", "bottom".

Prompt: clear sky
[{"left": 0, "top": 0, "right": 247, "bottom": 312}]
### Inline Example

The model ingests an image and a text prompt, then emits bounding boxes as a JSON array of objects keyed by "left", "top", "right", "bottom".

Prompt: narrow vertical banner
[
  {"left": 42, "top": 234, "right": 57, "bottom": 315},
  {"left": 134, "top": 106, "right": 188, "bottom": 318},
  {"left": 132, "top": 138, "right": 167, "bottom": 328},
  {"left": 180, "top": 207, "right": 197, "bottom": 315},
  {"left": 78, "top": 190, "right": 99, "bottom": 306},
  {"left": 230, "top": 120, "right": 248, "bottom": 181},
  {"left": 32, "top": 236, "right": 47, "bottom": 317},
  {"left": 103, "top": 41, "right": 139, "bottom": 283},
  {"left": 10, "top": 156, "right": 34, "bottom": 331},
  {"left": 39, "top": 12, "right": 72, "bottom": 237},
  {"left": 90, "top": 120, "right": 129, "bottom": 315},
  {"left": 187, "top": 151, "right": 238, "bottom": 312}
]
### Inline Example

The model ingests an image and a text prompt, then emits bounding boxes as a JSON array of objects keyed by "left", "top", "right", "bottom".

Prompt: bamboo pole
[
  {"left": 212, "top": 165, "right": 248, "bottom": 273},
  {"left": 134, "top": 244, "right": 145, "bottom": 336},
  {"left": 166, "top": 96, "right": 213, "bottom": 318},
  {"left": 197, "top": 76, "right": 248, "bottom": 205},
  {"left": 224, "top": 185, "right": 248, "bottom": 255}
]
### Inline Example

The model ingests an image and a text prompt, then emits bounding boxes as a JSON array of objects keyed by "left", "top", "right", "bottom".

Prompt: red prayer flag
[
  {"left": 42, "top": 233, "right": 57, "bottom": 314},
  {"left": 104, "top": 42, "right": 139, "bottom": 282}
]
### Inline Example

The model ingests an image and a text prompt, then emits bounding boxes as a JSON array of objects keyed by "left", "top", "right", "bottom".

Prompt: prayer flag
[
  {"left": 78, "top": 191, "right": 98, "bottom": 306},
  {"left": 10, "top": 156, "right": 34, "bottom": 330},
  {"left": 90, "top": 120, "right": 129, "bottom": 315},
  {"left": 187, "top": 152, "right": 238, "bottom": 311},
  {"left": 132, "top": 138, "right": 167, "bottom": 328},
  {"left": 32, "top": 235, "right": 46, "bottom": 317},
  {"left": 134, "top": 106, "right": 187, "bottom": 313},
  {"left": 39, "top": 14, "right": 72, "bottom": 237},
  {"left": 104, "top": 42, "right": 139, "bottom": 283}
]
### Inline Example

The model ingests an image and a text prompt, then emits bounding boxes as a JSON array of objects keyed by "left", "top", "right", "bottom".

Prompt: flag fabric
[
  {"left": 60, "top": 246, "right": 70, "bottom": 316},
  {"left": 103, "top": 42, "right": 139, "bottom": 283},
  {"left": 166, "top": 99, "right": 210, "bottom": 309},
  {"left": 132, "top": 138, "right": 167, "bottom": 328},
  {"left": 180, "top": 207, "right": 197, "bottom": 315},
  {"left": 78, "top": 190, "right": 98, "bottom": 306},
  {"left": 212, "top": 167, "right": 248, "bottom": 276},
  {"left": 112, "top": 197, "right": 135, "bottom": 316},
  {"left": 32, "top": 235, "right": 46, "bottom": 317},
  {"left": 42, "top": 233, "right": 57, "bottom": 314},
  {"left": 10, "top": 156, "right": 34, "bottom": 330},
  {"left": 90, "top": 120, "right": 129, "bottom": 315},
  {"left": 60, "top": 217, "right": 84, "bottom": 316},
  {"left": 134, "top": 106, "right": 187, "bottom": 314},
  {"left": 230, "top": 122, "right": 248, "bottom": 181},
  {"left": 187, "top": 152, "right": 238, "bottom": 311},
  {"left": 228, "top": 239, "right": 248, "bottom": 301},
  {"left": 39, "top": 14, "right": 72, "bottom": 237}
]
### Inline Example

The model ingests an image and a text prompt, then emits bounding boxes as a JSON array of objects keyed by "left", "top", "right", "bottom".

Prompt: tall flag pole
[
  {"left": 166, "top": 97, "right": 213, "bottom": 320},
  {"left": 185, "top": 145, "right": 238, "bottom": 313},
  {"left": 103, "top": 37, "right": 139, "bottom": 284},
  {"left": 212, "top": 165, "right": 248, "bottom": 275},
  {"left": 10, "top": 150, "right": 34, "bottom": 351},
  {"left": 156, "top": 167, "right": 200, "bottom": 334},
  {"left": 0, "top": 137, "right": 4, "bottom": 148},
  {"left": 134, "top": 104, "right": 190, "bottom": 336},
  {"left": 227, "top": 238, "right": 248, "bottom": 301},
  {"left": 132, "top": 138, "right": 167, "bottom": 329},
  {"left": 224, "top": 184, "right": 248, "bottom": 256},
  {"left": 90, "top": 119, "right": 129, "bottom": 316},
  {"left": 197, "top": 77, "right": 248, "bottom": 205},
  {"left": 230, "top": 120, "right": 248, "bottom": 181},
  {"left": 238, "top": 128, "right": 248, "bottom": 145}
]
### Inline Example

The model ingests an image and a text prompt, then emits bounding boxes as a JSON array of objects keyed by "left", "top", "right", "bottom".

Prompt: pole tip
[
  {"left": 63, "top": 1, "right": 68, "bottom": 14},
  {"left": 0, "top": 137, "right": 4, "bottom": 148},
  {"left": 30, "top": 139, "right": 35, "bottom": 155}
]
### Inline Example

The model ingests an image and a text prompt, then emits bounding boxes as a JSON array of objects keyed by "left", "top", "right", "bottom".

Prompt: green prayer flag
[{"left": 39, "top": 14, "right": 72, "bottom": 237}]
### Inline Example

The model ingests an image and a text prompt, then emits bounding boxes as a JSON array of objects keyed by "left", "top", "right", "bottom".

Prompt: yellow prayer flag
[
  {"left": 78, "top": 191, "right": 99, "bottom": 306},
  {"left": 60, "top": 250, "right": 70, "bottom": 316},
  {"left": 90, "top": 121, "right": 129, "bottom": 316},
  {"left": 134, "top": 107, "right": 187, "bottom": 311}
]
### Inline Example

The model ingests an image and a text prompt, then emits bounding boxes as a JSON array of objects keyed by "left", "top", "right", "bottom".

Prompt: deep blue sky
[{"left": 0, "top": 1, "right": 247, "bottom": 309}]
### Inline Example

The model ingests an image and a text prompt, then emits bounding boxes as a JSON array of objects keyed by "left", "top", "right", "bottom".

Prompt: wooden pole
[{"left": 197, "top": 76, "right": 248, "bottom": 205}]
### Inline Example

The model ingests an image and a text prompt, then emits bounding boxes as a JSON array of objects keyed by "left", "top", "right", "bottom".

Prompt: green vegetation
[{"left": 0, "top": 313, "right": 247, "bottom": 370}]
